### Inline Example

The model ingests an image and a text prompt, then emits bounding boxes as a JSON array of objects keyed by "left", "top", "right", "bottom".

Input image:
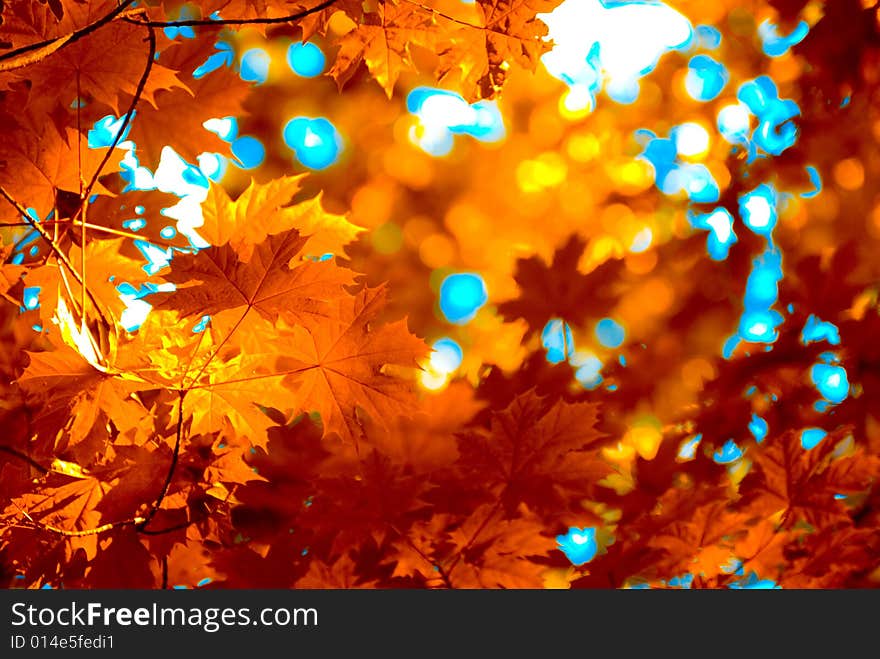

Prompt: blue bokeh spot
[
  {"left": 230, "top": 136, "right": 265, "bottom": 170},
  {"left": 685, "top": 54, "right": 728, "bottom": 102},
  {"left": 439, "top": 273, "right": 488, "bottom": 324},
  {"left": 542, "top": 319, "right": 575, "bottom": 364},
  {"left": 713, "top": 439, "right": 743, "bottom": 464},
  {"left": 283, "top": 117, "right": 343, "bottom": 170},
  {"left": 800, "top": 428, "right": 827, "bottom": 450},
  {"left": 595, "top": 318, "right": 625, "bottom": 348},
  {"left": 556, "top": 527, "right": 598, "bottom": 566},
  {"left": 748, "top": 414, "right": 768, "bottom": 443},
  {"left": 240, "top": 48, "right": 271, "bottom": 84},
  {"left": 287, "top": 42, "right": 326, "bottom": 77}
]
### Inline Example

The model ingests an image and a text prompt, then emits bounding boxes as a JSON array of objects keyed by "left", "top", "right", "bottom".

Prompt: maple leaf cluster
[{"left": 0, "top": 0, "right": 879, "bottom": 590}]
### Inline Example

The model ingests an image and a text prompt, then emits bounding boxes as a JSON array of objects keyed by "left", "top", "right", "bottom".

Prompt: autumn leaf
[
  {"left": 436, "top": 0, "right": 562, "bottom": 99},
  {"left": 154, "top": 227, "right": 355, "bottom": 327},
  {"left": 296, "top": 0, "right": 366, "bottom": 41},
  {"left": 738, "top": 428, "right": 880, "bottom": 529},
  {"left": 498, "top": 235, "right": 626, "bottom": 339},
  {"left": 83, "top": 533, "right": 157, "bottom": 588},
  {"left": 296, "top": 552, "right": 379, "bottom": 588},
  {"left": 4, "top": 21, "right": 187, "bottom": 117},
  {"left": 646, "top": 498, "right": 748, "bottom": 580},
  {"left": 359, "top": 380, "right": 480, "bottom": 472},
  {"left": 16, "top": 341, "right": 150, "bottom": 452},
  {"left": 0, "top": 119, "right": 116, "bottom": 220},
  {"left": 447, "top": 504, "right": 554, "bottom": 588},
  {"left": 2, "top": 473, "right": 112, "bottom": 561},
  {"left": 457, "top": 390, "right": 608, "bottom": 515},
  {"left": 151, "top": 314, "right": 303, "bottom": 442},
  {"left": 2, "top": 0, "right": 880, "bottom": 593},
  {"left": 125, "top": 36, "right": 250, "bottom": 167},
  {"left": 197, "top": 175, "right": 363, "bottom": 259},
  {"left": 278, "top": 285, "right": 428, "bottom": 443},
  {"left": 0, "top": 0, "right": 120, "bottom": 52},
  {"left": 87, "top": 188, "right": 191, "bottom": 252},
  {"left": 328, "top": 2, "right": 438, "bottom": 97},
  {"left": 0, "top": 240, "right": 24, "bottom": 300},
  {"left": 386, "top": 514, "right": 455, "bottom": 584},
  {"left": 22, "top": 237, "right": 154, "bottom": 330},
  {"left": 777, "top": 525, "right": 880, "bottom": 588}
]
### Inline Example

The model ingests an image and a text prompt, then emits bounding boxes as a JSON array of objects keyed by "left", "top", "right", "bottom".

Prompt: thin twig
[
  {"left": 76, "top": 70, "right": 86, "bottom": 339},
  {"left": 139, "top": 518, "right": 199, "bottom": 536},
  {"left": 0, "top": 0, "right": 340, "bottom": 72},
  {"left": 0, "top": 445, "right": 49, "bottom": 475},
  {"left": 0, "top": 188, "right": 86, "bottom": 290},
  {"left": 0, "top": 220, "right": 178, "bottom": 246},
  {"left": 8, "top": 499, "right": 144, "bottom": 538},
  {"left": 0, "top": 187, "right": 113, "bottom": 343},
  {"left": 403, "top": 0, "right": 484, "bottom": 30},
  {"left": 122, "top": 0, "right": 339, "bottom": 28},
  {"left": 137, "top": 390, "right": 187, "bottom": 532},
  {"left": 184, "top": 309, "right": 248, "bottom": 388},
  {"left": 388, "top": 522, "right": 454, "bottom": 588},
  {"left": 71, "top": 25, "right": 157, "bottom": 231},
  {"left": 22, "top": 517, "right": 146, "bottom": 537}
]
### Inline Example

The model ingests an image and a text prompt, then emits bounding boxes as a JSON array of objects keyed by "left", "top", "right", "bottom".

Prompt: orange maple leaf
[
  {"left": 4, "top": 21, "right": 187, "bottom": 117},
  {"left": 738, "top": 428, "right": 880, "bottom": 529},
  {"left": 436, "top": 0, "right": 562, "bottom": 99},
  {"left": 278, "top": 285, "right": 428, "bottom": 443},
  {"left": 498, "top": 235, "right": 626, "bottom": 339},
  {"left": 457, "top": 390, "right": 608, "bottom": 514},
  {"left": 328, "top": 2, "right": 437, "bottom": 97},
  {"left": 447, "top": 503, "right": 554, "bottom": 588},
  {"left": 154, "top": 227, "right": 355, "bottom": 327},
  {"left": 197, "top": 175, "right": 363, "bottom": 260},
  {"left": 126, "top": 37, "right": 250, "bottom": 167},
  {"left": 0, "top": 120, "right": 116, "bottom": 220},
  {"left": 16, "top": 342, "right": 150, "bottom": 453}
]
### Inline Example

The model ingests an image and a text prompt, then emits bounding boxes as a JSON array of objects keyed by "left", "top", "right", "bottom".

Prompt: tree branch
[
  {"left": 71, "top": 25, "right": 156, "bottom": 228},
  {"left": 0, "top": 0, "right": 138, "bottom": 72},
  {"left": 137, "top": 390, "right": 186, "bottom": 533},
  {"left": 0, "top": 0, "right": 340, "bottom": 73},
  {"left": 0, "top": 187, "right": 86, "bottom": 291},
  {"left": 0, "top": 445, "right": 49, "bottom": 475},
  {"left": 0, "top": 186, "right": 112, "bottom": 337},
  {"left": 402, "top": 0, "right": 484, "bottom": 30},
  {"left": 138, "top": 517, "right": 200, "bottom": 536},
  {"left": 17, "top": 517, "right": 146, "bottom": 537},
  {"left": 8, "top": 498, "right": 144, "bottom": 538},
  {"left": 0, "top": 220, "right": 180, "bottom": 246},
  {"left": 122, "top": 0, "right": 340, "bottom": 28}
]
